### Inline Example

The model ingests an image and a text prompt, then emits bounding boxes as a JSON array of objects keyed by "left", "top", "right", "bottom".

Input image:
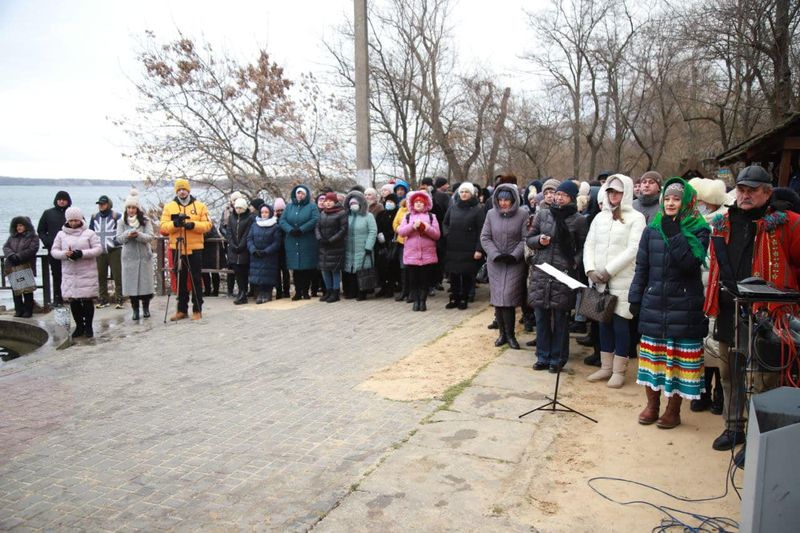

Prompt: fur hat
[
  {"left": 174, "top": 178, "right": 190, "bottom": 193},
  {"left": 124, "top": 187, "right": 141, "bottom": 209},
  {"left": 273, "top": 198, "right": 286, "bottom": 211},
  {"left": 65, "top": 206, "right": 84, "bottom": 222},
  {"left": 496, "top": 173, "right": 518, "bottom": 185},
  {"left": 689, "top": 178, "right": 727, "bottom": 207}
]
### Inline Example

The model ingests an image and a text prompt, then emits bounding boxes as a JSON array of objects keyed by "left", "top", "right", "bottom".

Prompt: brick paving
[{"left": 0, "top": 293, "right": 486, "bottom": 531}]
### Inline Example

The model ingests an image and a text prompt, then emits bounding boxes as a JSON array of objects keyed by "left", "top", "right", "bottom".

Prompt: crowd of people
[{"left": 4, "top": 165, "right": 800, "bottom": 467}]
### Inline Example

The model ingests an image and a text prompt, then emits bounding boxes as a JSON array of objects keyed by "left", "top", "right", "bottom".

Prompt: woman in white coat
[{"left": 583, "top": 174, "right": 646, "bottom": 388}]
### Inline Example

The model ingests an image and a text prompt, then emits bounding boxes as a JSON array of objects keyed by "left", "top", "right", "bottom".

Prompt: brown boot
[
  {"left": 656, "top": 395, "right": 683, "bottom": 429},
  {"left": 192, "top": 311, "right": 202, "bottom": 321},
  {"left": 638, "top": 387, "right": 661, "bottom": 425},
  {"left": 169, "top": 311, "right": 188, "bottom": 322}
]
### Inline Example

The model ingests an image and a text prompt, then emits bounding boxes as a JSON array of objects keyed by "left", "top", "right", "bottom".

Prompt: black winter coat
[
  {"left": 202, "top": 225, "right": 226, "bottom": 270},
  {"left": 226, "top": 211, "right": 254, "bottom": 265},
  {"left": 37, "top": 204, "right": 70, "bottom": 249},
  {"left": 628, "top": 226, "right": 710, "bottom": 340},
  {"left": 527, "top": 206, "right": 588, "bottom": 310},
  {"left": 443, "top": 197, "right": 485, "bottom": 275},
  {"left": 315, "top": 208, "right": 348, "bottom": 271}
]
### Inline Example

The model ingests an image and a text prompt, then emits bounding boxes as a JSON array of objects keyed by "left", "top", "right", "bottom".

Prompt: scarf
[
  {"left": 324, "top": 205, "right": 343, "bottom": 214},
  {"left": 551, "top": 203, "right": 578, "bottom": 266},
  {"left": 256, "top": 216, "right": 277, "bottom": 227},
  {"left": 127, "top": 216, "right": 140, "bottom": 229},
  {"left": 638, "top": 193, "right": 659, "bottom": 207},
  {"left": 649, "top": 177, "right": 710, "bottom": 264}
]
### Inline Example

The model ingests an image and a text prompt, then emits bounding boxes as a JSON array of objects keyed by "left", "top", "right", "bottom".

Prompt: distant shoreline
[{"left": 0, "top": 177, "right": 147, "bottom": 187}]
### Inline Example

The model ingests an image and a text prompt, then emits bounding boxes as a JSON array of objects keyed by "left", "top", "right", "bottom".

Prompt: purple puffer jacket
[
  {"left": 51, "top": 225, "right": 102, "bottom": 299},
  {"left": 397, "top": 190, "right": 440, "bottom": 266}
]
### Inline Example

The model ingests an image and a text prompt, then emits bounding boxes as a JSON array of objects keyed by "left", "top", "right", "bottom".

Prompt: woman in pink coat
[
  {"left": 396, "top": 190, "right": 440, "bottom": 311},
  {"left": 51, "top": 207, "right": 102, "bottom": 338}
]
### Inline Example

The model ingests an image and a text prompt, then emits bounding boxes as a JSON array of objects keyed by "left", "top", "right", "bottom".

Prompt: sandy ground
[{"left": 360, "top": 306, "right": 743, "bottom": 531}]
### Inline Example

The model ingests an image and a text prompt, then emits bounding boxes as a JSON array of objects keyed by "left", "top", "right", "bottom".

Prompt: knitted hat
[
  {"left": 273, "top": 197, "right": 286, "bottom": 211},
  {"left": 434, "top": 177, "right": 448, "bottom": 189},
  {"left": 65, "top": 206, "right": 84, "bottom": 222},
  {"left": 234, "top": 198, "right": 249, "bottom": 210},
  {"left": 174, "top": 178, "right": 190, "bottom": 192},
  {"left": 457, "top": 182, "right": 475, "bottom": 195},
  {"left": 542, "top": 178, "right": 561, "bottom": 192},
  {"left": 639, "top": 171, "right": 662, "bottom": 187},
  {"left": 124, "top": 187, "right": 140, "bottom": 208},
  {"left": 556, "top": 180, "right": 579, "bottom": 200},
  {"left": 230, "top": 191, "right": 244, "bottom": 202},
  {"left": 324, "top": 192, "right": 338, "bottom": 202},
  {"left": 578, "top": 181, "right": 590, "bottom": 197},
  {"left": 664, "top": 182, "right": 685, "bottom": 198},
  {"left": 381, "top": 183, "right": 394, "bottom": 196}
]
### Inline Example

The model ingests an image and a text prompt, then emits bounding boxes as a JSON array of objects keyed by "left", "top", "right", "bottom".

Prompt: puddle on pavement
[{"left": 0, "top": 339, "right": 39, "bottom": 362}]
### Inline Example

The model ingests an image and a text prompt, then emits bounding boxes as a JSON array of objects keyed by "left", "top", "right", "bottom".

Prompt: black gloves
[
  {"left": 6, "top": 254, "right": 19, "bottom": 266},
  {"left": 290, "top": 228, "right": 302, "bottom": 237},
  {"left": 661, "top": 215, "right": 680, "bottom": 238},
  {"left": 629, "top": 303, "right": 641, "bottom": 317},
  {"left": 70, "top": 249, "right": 83, "bottom": 260},
  {"left": 494, "top": 253, "right": 516, "bottom": 264},
  {"left": 183, "top": 221, "right": 195, "bottom": 231}
]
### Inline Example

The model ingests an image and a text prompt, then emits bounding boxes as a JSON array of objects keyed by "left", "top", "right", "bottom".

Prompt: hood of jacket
[
  {"left": 393, "top": 179, "right": 410, "bottom": 196},
  {"left": 290, "top": 184, "right": 312, "bottom": 206},
  {"left": 491, "top": 183, "right": 520, "bottom": 214},
  {"left": 10, "top": 216, "right": 35, "bottom": 234},
  {"left": 52, "top": 191, "right": 72, "bottom": 209},
  {"left": 602, "top": 174, "right": 635, "bottom": 213},
  {"left": 407, "top": 190, "right": 433, "bottom": 213},
  {"left": 345, "top": 190, "right": 368, "bottom": 215}
]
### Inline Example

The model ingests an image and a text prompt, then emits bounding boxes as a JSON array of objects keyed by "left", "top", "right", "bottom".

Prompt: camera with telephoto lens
[{"left": 171, "top": 213, "right": 189, "bottom": 227}]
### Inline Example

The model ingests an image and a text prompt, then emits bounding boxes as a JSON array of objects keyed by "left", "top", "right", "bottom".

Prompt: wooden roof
[{"left": 717, "top": 112, "right": 800, "bottom": 165}]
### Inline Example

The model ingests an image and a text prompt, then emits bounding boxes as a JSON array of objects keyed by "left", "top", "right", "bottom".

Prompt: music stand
[{"left": 519, "top": 263, "right": 598, "bottom": 423}]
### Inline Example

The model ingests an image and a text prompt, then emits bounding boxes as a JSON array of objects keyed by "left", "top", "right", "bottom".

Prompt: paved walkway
[{"left": 0, "top": 293, "right": 485, "bottom": 531}]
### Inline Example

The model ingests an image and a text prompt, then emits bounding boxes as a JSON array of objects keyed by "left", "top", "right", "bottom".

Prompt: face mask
[
  {"left": 350, "top": 204, "right": 360, "bottom": 213},
  {"left": 697, "top": 204, "right": 710, "bottom": 216},
  {"left": 385, "top": 202, "right": 396, "bottom": 210}
]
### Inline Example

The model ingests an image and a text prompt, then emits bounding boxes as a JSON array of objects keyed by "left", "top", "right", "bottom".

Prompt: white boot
[
  {"left": 587, "top": 352, "right": 614, "bottom": 382},
  {"left": 606, "top": 355, "right": 629, "bottom": 388}
]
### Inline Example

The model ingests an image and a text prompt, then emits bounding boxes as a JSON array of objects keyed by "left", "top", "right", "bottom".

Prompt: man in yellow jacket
[{"left": 160, "top": 178, "right": 212, "bottom": 321}]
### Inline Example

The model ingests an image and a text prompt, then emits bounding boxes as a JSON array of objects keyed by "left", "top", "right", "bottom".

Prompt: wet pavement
[{"left": 0, "top": 293, "right": 487, "bottom": 531}]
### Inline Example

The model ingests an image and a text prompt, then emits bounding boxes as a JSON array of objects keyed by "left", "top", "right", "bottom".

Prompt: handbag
[
  {"left": 357, "top": 251, "right": 379, "bottom": 291},
  {"left": 7, "top": 264, "right": 36, "bottom": 295},
  {"left": 476, "top": 262, "right": 489, "bottom": 284},
  {"left": 578, "top": 286, "right": 618, "bottom": 323}
]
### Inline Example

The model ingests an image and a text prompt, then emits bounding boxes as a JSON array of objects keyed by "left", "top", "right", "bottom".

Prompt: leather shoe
[
  {"left": 549, "top": 364, "right": 564, "bottom": 374},
  {"left": 712, "top": 429, "right": 745, "bottom": 451},
  {"left": 533, "top": 362, "right": 549, "bottom": 371},
  {"left": 170, "top": 312, "right": 188, "bottom": 322},
  {"left": 583, "top": 353, "right": 601, "bottom": 366}
]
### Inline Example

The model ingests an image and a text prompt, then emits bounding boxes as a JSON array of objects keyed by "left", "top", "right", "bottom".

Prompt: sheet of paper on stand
[{"left": 535, "top": 263, "right": 587, "bottom": 290}]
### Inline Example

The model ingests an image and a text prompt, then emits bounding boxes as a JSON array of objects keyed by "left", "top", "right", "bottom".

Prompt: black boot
[
  {"left": 494, "top": 309, "right": 508, "bottom": 347},
  {"left": 523, "top": 310, "right": 535, "bottom": 332},
  {"left": 130, "top": 297, "right": 140, "bottom": 320},
  {"left": 142, "top": 297, "right": 151, "bottom": 318},
  {"left": 710, "top": 371, "right": 724, "bottom": 415},
  {"left": 12, "top": 295, "right": 24, "bottom": 317},
  {"left": 419, "top": 293, "right": 427, "bottom": 312},
  {"left": 319, "top": 289, "right": 329, "bottom": 302},
  {"left": 412, "top": 290, "right": 421, "bottom": 312},
  {"left": 22, "top": 293, "right": 34, "bottom": 318},
  {"left": 445, "top": 295, "right": 459, "bottom": 309},
  {"left": 457, "top": 298, "right": 468, "bottom": 310},
  {"left": 691, "top": 368, "right": 714, "bottom": 412},
  {"left": 504, "top": 308, "right": 520, "bottom": 349},
  {"left": 356, "top": 290, "right": 367, "bottom": 301},
  {"left": 488, "top": 319, "right": 499, "bottom": 329},
  {"left": 326, "top": 289, "right": 340, "bottom": 303},
  {"left": 70, "top": 301, "right": 85, "bottom": 337},
  {"left": 234, "top": 291, "right": 248, "bottom": 305}
]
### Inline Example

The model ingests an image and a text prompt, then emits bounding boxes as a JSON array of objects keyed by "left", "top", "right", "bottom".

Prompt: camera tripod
[{"left": 163, "top": 230, "right": 201, "bottom": 323}]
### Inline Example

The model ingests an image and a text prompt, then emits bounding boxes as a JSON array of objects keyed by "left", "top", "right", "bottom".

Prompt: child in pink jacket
[{"left": 396, "top": 190, "right": 440, "bottom": 311}]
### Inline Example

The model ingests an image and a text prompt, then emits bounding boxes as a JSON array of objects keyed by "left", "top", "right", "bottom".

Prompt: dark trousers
[
  {"left": 407, "top": 264, "right": 433, "bottom": 293},
  {"left": 342, "top": 271, "right": 359, "bottom": 298},
  {"left": 599, "top": 314, "right": 632, "bottom": 357},
  {"left": 448, "top": 273, "right": 475, "bottom": 301},
  {"left": 49, "top": 253, "right": 63, "bottom": 303},
  {"left": 202, "top": 272, "right": 220, "bottom": 295},
  {"left": 174, "top": 251, "right": 204, "bottom": 313},
  {"left": 69, "top": 299, "right": 95, "bottom": 329},
  {"left": 278, "top": 255, "right": 291, "bottom": 296},
  {"left": 12, "top": 292, "right": 34, "bottom": 316},
  {"left": 232, "top": 264, "right": 249, "bottom": 295},
  {"left": 534, "top": 307, "right": 570, "bottom": 366},
  {"left": 292, "top": 269, "right": 314, "bottom": 296}
]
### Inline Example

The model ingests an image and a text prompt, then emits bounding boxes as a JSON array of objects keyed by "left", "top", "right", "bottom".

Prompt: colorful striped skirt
[{"left": 636, "top": 335, "right": 705, "bottom": 400}]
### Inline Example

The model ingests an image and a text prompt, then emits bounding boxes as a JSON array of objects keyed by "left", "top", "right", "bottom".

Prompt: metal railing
[{"left": 155, "top": 237, "right": 232, "bottom": 295}]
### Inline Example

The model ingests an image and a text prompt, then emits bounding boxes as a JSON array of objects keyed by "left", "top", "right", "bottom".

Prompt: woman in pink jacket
[
  {"left": 396, "top": 190, "right": 440, "bottom": 311},
  {"left": 51, "top": 207, "right": 103, "bottom": 338}
]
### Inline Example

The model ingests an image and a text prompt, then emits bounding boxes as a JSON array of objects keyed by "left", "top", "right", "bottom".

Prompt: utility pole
[{"left": 354, "top": 0, "right": 372, "bottom": 187}]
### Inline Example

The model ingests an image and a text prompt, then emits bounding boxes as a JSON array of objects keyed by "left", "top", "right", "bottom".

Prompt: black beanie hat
[
  {"left": 556, "top": 180, "right": 579, "bottom": 200},
  {"left": 250, "top": 198, "right": 265, "bottom": 211}
]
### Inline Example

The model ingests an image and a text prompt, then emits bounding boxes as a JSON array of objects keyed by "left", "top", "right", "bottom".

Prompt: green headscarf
[{"left": 649, "top": 177, "right": 710, "bottom": 264}]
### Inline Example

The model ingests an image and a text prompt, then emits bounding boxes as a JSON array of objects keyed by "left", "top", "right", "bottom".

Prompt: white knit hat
[
  {"left": 234, "top": 197, "right": 249, "bottom": 210},
  {"left": 124, "top": 187, "right": 140, "bottom": 208},
  {"left": 457, "top": 182, "right": 476, "bottom": 195}
]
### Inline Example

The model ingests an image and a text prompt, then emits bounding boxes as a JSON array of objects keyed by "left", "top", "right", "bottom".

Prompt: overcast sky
[{"left": 0, "top": 0, "right": 543, "bottom": 181}]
